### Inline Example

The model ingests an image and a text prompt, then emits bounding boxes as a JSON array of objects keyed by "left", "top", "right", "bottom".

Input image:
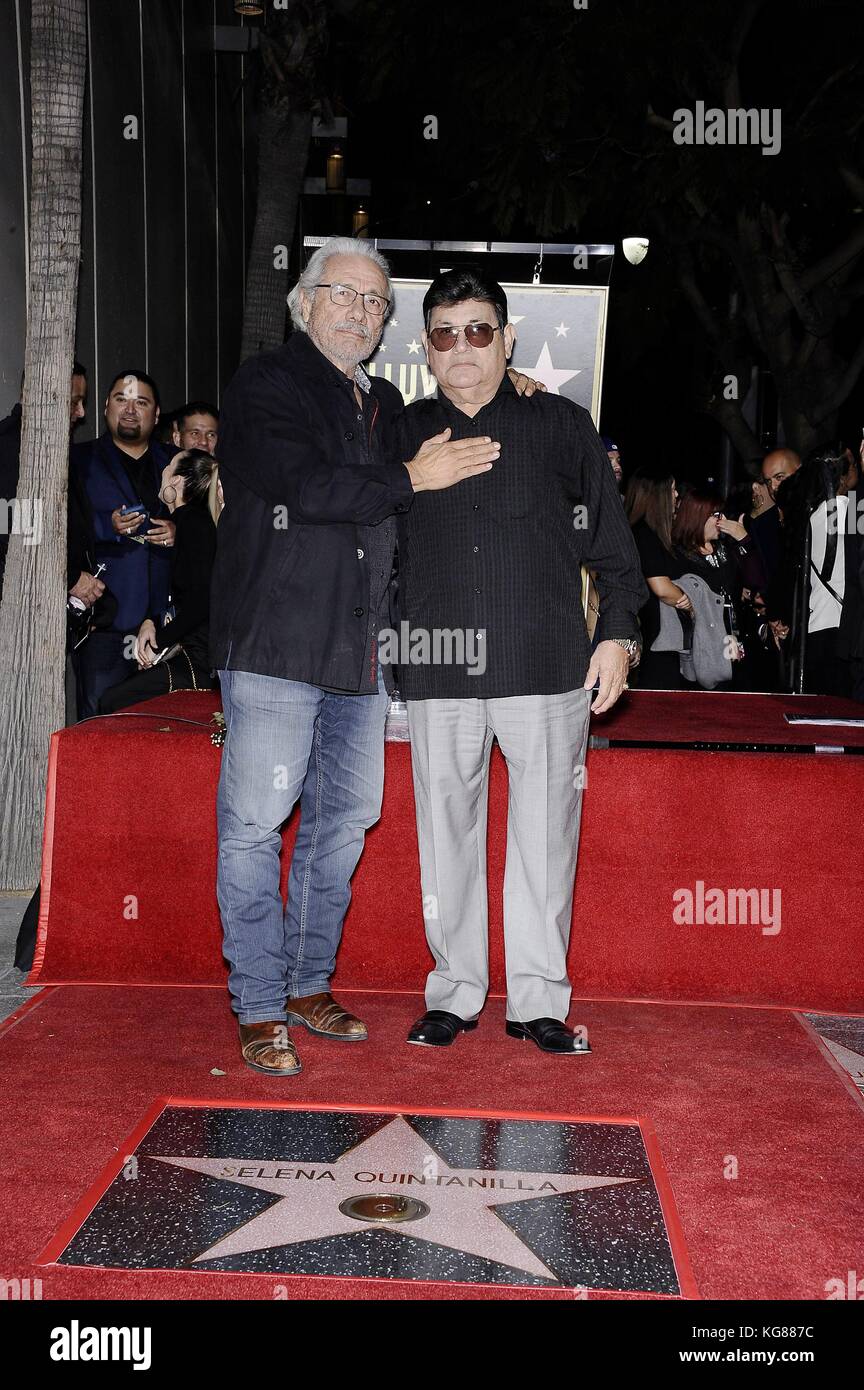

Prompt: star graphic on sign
[
  {"left": 510, "top": 314, "right": 525, "bottom": 326},
  {"left": 150, "top": 1115, "right": 636, "bottom": 1281},
  {"left": 555, "top": 322, "right": 569, "bottom": 337},
  {"left": 513, "top": 341, "right": 581, "bottom": 396},
  {"left": 391, "top": 319, "right": 399, "bottom": 327},
  {"left": 407, "top": 339, "right": 422, "bottom": 355}
]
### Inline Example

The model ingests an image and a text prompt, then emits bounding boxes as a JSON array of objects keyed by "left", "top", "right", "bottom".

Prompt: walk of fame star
[
  {"left": 49, "top": 1105, "right": 685, "bottom": 1292},
  {"left": 153, "top": 1116, "right": 637, "bottom": 1280},
  {"left": 512, "top": 341, "right": 581, "bottom": 394}
]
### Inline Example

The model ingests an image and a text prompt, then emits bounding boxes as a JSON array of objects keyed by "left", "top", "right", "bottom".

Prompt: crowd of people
[
  {"left": 620, "top": 443, "right": 864, "bottom": 699},
  {"left": 3, "top": 235, "right": 862, "bottom": 1067},
  {"left": 0, "top": 371, "right": 223, "bottom": 721},
  {"left": 1, "top": 316, "right": 858, "bottom": 728}
]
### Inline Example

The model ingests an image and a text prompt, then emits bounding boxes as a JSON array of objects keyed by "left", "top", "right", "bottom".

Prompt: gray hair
[{"left": 287, "top": 237, "right": 393, "bottom": 331}]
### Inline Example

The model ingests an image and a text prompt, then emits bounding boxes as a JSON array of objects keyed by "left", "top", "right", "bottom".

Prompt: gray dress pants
[{"left": 406, "top": 687, "right": 592, "bottom": 1022}]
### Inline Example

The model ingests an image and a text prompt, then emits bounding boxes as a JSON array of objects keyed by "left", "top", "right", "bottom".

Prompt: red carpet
[
  {"left": 597, "top": 688, "right": 864, "bottom": 748},
  {"left": 1, "top": 985, "right": 862, "bottom": 1300},
  {"left": 30, "top": 692, "right": 864, "bottom": 1012}
]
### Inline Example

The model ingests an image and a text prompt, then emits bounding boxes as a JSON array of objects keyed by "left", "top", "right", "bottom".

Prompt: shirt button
[
  {"left": 473, "top": 503, "right": 479, "bottom": 511},
  {"left": 473, "top": 545, "right": 479, "bottom": 553},
  {"left": 354, "top": 606, "right": 365, "bottom": 617},
  {"left": 356, "top": 412, "right": 363, "bottom": 422},
  {"left": 357, "top": 548, "right": 365, "bottom": 559},
  {"left": 474, "top": 587, "right": 481, "bottom": 594},
  {"left": 345, "top": 431, "right": 354, "bottom": 441}
]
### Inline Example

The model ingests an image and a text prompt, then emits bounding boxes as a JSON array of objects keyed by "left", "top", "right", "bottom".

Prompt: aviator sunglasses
[{"left": 428, "top": 322, "right": 501, "bottom": 352}]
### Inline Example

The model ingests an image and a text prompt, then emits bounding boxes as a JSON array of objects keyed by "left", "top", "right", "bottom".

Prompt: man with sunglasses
[
  {"left": 210, "top": 238, "right": 507, "bottom": 1078},
  {"left": 395, "top": 267, "right": 647, "bottom": 1055}
]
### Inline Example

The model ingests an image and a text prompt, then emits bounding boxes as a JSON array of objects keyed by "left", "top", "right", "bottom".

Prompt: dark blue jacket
[{"left": 72, "top": 432, "right": 172, "bottom": 633}]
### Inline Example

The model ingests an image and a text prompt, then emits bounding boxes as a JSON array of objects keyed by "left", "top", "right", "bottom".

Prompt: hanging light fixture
[
  {"left": 326, "top": 143, "right": 346, "bottom": 193},
  {"left": 352, "top": 203, "right": 370, "bottom": 237},
  {"left": 621, "top": 237, "right": 649, "bottom": 265},
  {"left": 234, "top": 2, "right": 264, "bottom": 15}
]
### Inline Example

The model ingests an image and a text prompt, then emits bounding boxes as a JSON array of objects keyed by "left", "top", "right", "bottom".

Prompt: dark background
[
  {"left": 0, "top": 0, "right": 861, "bottom": 487},
  {"left": 0, "top": 0, "right": 255, "bottom": 429}
]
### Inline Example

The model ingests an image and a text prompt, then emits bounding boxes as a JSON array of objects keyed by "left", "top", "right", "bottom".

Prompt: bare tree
[
  {"left": 241, "top": 3, "right": 330, "bottom": 360},
  {"left": 0, "top": 0, "right": 87, "bottom": 888},
  {"left": 364, "top": 0, "right": 864, "bottom": 461},
  {"left": 240, "top": 0, "right": 361, "bottom": 361}
]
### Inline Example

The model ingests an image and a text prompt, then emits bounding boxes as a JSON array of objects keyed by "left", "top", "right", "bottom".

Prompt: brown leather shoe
[
  {"left": 284, "top": 992, "right": 367, "bottom": 1042},
  {"left": 238, "top": 1021, "right": 302, "bottom": 1075}
]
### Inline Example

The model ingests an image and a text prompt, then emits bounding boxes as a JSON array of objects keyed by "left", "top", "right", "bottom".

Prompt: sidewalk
[{"left": 0, "top": 891, "right": 39, "bottom": 1023}]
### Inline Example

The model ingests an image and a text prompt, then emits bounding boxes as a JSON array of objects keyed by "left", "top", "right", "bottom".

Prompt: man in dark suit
[
  {"left": 394, "top": 268, "right": 647, "bottom": 1055},
  {"left": 73, "top": 369, "right": 175, "bottom": 717},
  {"left": 211, "top": 236, "right": 502, "bottom": 1077}
]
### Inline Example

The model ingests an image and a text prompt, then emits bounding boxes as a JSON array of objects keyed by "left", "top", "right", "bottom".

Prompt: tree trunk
[
  {"left": 240, "top": 105, "right": 312, "bottom": 361},
  {"left": 0, "top": 0, "right": 87, "bottom": 889}
]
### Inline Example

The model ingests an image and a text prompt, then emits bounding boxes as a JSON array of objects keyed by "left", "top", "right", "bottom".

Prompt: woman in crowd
[
  {"left": 625, "top": 470, "right": 692, "bottom": 689},
  {"left": 99, "top": 448, "right": 222, "bottom": 712},
  {"left": 671, "top": 490, "right": 767, "bottom": 690}
]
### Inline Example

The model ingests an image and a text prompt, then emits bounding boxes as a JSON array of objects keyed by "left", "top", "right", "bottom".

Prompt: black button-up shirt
[{"left": 392, "top": 372, "right": 647, "bottom": 699}]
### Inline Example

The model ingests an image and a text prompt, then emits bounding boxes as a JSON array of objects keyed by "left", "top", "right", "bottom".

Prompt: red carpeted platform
[
  {"left": 596, "top": 688, "right": 864, "bottom": 748},
  {"left": 1, "top": 985, "right": 861, "bottom": 1300},
  {"left": 30, "top": 692, "right": 864, "bottom": 1012}
]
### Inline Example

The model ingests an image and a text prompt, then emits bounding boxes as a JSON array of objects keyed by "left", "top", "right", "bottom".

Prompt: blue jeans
[{"left": 216, "top": 667, "right": 389, "bottom": 1024}]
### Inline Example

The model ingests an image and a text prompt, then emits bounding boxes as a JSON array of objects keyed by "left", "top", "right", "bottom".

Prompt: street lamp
[
  {"left": 326, "top": 144, "right": 346, "bottom": 194},
  {"left": 621, "top": 237, "right": 649, "bottom": 265}
]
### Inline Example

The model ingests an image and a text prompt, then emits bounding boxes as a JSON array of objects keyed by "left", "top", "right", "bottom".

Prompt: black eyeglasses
[
  {"left": 428, "top": 322, "right": 501, "bottom": 352},
  {"left": 315, "top": 283, "right": 390, "bottom": 316}
]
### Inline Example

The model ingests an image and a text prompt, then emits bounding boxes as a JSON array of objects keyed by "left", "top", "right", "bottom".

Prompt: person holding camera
[
  {"left": 72, "top": 369, "right": 174, "bottom": 717},
  {"left": 671, "top": 491, "right": 767, "bottom": 689},
  {"left": 99, "top": 449, "right": 222, "bottom": 713}
]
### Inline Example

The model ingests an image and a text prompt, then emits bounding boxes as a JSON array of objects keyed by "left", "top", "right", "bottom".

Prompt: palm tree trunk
[
  {"left": 0, "top": 0, "right": 87, "bottom": 889},
  {"left": 241, "top": 105, "right": 312, "bottom": 361}
]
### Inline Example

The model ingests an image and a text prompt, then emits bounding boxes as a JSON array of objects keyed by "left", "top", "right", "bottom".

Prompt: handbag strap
[{"left": 810, "top": 557, "right": 842, "bottom": 607}]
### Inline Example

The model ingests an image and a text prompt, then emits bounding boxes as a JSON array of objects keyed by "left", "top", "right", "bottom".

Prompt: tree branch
[
  {"left": 800, "top": 206, "right": 864, "bottom": 293},
  {"left": 723, "top": 0, "right": 769, "bottom": 107},
  {"left": 811, "top": 335, "right": 864, "bottom": 423},
  {"left": 795, "top": 60, "right": 861, "bottom": 133}
]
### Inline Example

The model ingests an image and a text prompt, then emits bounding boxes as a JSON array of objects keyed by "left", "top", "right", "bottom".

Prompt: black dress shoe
[
  {"left": 407, "top": 1010, "right": 479, "bottom": 1047},
  {"left": 506, "top": 1018, "right": 591, "bottom": 1055}
]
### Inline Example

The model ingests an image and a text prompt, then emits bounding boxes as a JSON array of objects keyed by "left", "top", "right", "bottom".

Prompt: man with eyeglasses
[
  {"left": 211, "top": 237, "right": 509, "bottom": 1078},
  {"left": 172, "top": 401, "right": 219, "bottom": 456},
  {"left": 394, "top": 267, "right": 647, "bottom": 1056}
]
